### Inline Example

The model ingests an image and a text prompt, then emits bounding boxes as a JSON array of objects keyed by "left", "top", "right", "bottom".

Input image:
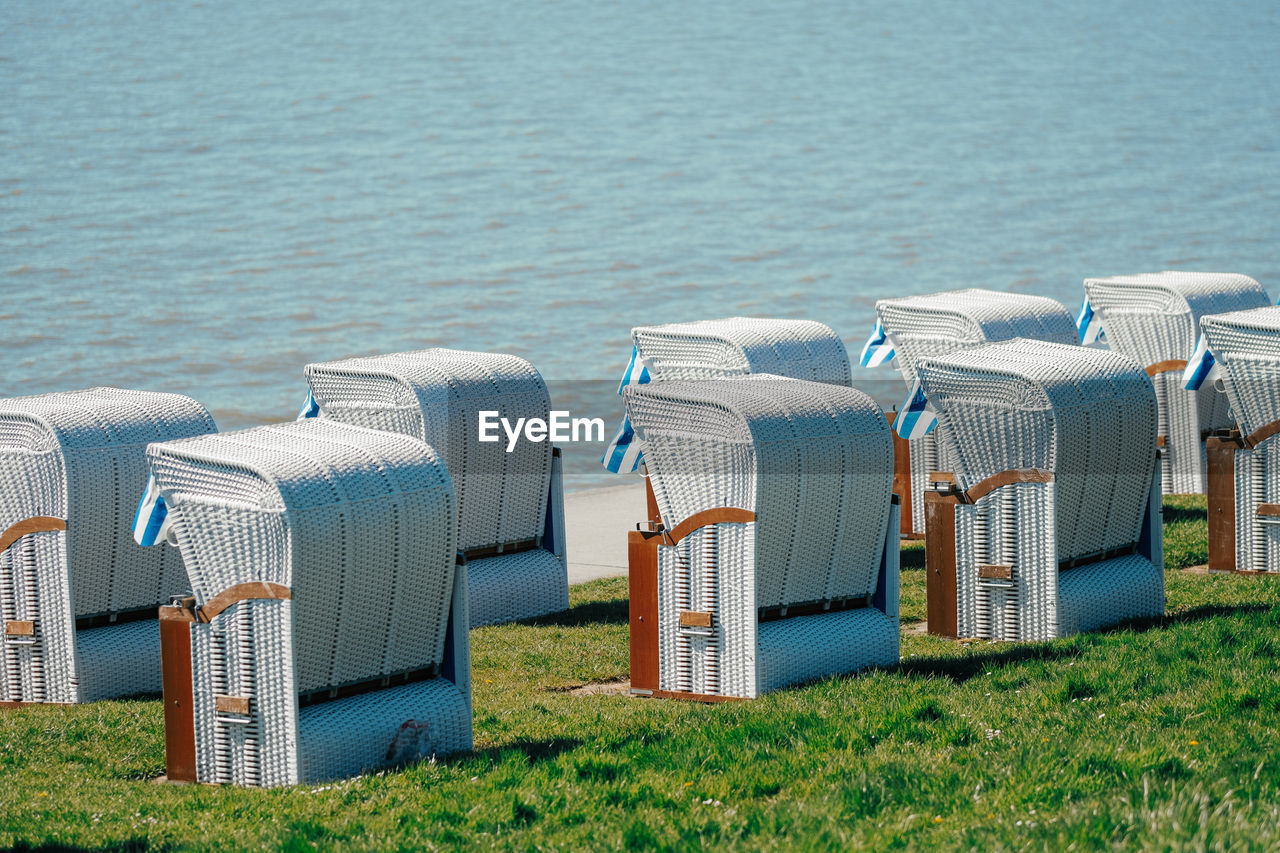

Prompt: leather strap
[
  {"left": 964, "top": 469, "right": 1054, "bottom": 504},
  {"left": 0, "top": 517, "right": 66, "bottom": 553},
  {"left": 1245, "top": 419, "right": 1280, "bottom": 450},
  {"left": 197, "top": 582, "right": 292, "bottom": 623},
  {"left": 1146, "top": 359, "right": 1188, "bottom": 377},
  {"left": 662, "top": 507, "right": 755, "bottom": 546}
]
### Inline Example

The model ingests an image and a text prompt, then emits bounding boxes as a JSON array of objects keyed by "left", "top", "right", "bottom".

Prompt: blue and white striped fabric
[
  {"left": 893, "top": 377, "right": 937, "bottom": 440},
  {"left": 601, "top": 346, "right": 651, "bottom": 473},
  {"left": 297, "top": 389, "right": 321, "bottom": 420},
  {"left": 132, "top": 474, "right": 172, "bottom": 546},
  {"left": 1182, "top": 333, "right": 1216, "bottom": 390},
  {"left": 1076, "top": 295, "right": 1106, "bottom": 345},
  {"left": 859, "top": 319, "right": 896, "bottom": 367}
]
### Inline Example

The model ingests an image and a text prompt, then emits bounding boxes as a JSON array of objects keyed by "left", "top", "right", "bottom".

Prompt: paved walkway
[{"left": 564, "top": 482, "right": 646, "bottom": 583}]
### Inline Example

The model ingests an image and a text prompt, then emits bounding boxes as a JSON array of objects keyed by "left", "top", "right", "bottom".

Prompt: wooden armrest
[{"left": 661, "top": 507, "right": 755, "bottom": 546}]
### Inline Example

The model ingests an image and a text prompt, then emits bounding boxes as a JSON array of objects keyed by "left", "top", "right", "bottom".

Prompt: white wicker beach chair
[
  {"left": 0, "top": 387, "right": 214, "bottom": 705},
  {"left": 147, "top": 419, "right": 470, "bottom": 787},
  {"left": 302, "top": 349, "right": 566, "bottom": 628},
  {"left": 606, "top": 317, "right": 854, "bottom": 512},
  {"left": 872, "top": 289, "right": 1079, "bottom": 535},
  {"left": 623, "top": 376, "right": 899, "bottom": 700},
  {"left": 916, "top": 340, "right": 1165, "bottom": 641},
  {"left": 1082, "top": 271, "right": 1270, "bottom": 494},
  {"left": 1200, "top": 307, "right": 1280, "bottom": 573}
]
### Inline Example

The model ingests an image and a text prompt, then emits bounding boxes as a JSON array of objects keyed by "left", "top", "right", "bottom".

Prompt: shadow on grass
[
  {"left": 901, "top": 547, "right": 925, "bottom": 570},
  {"left": 1162, "top": 503, "right": 1207, "bottom": 524},
  {"left": 467, "top": 737, "right": 585, "bottom": 766},
  {"left": 1124, "top": 602, "right": 1270, "bottom": 632},
  {"left": 523, "top": 598, "right": 628, "bottom": 627},
  {"left": 892, "top": 601, "right": 1269, "bottom": 684}
]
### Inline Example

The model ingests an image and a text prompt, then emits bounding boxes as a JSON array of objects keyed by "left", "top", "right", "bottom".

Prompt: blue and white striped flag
[
  {"left": 297, "top": 389, "right": 321, "bottom": 420},
  {"left": 132, "top": 474, "right": 172, "bottom": 546},
  {"left": 601, "top": 346, "right": 651, "bottom": 473},
  {"left": 1077, "top": 295, "right": 1106, "bottom": 345},
  {"left": 1183, "top": 333, "right": 1216, "bottom": 390},
  {"left": 893, "top": 377, "right": 937, "bottom": 440},
  {"left": 859, "top": 319, "right": 896, "bottom": 367}
]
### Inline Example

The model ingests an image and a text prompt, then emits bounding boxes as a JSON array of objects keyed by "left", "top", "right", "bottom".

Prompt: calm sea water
[{"left": 4, "top": 1, "right": 1279, "bottom": 489}]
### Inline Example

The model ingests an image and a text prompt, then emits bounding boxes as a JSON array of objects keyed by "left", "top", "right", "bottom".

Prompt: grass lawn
[{"left": 3, "top": 495, "right": 1280, "bottom": 851}]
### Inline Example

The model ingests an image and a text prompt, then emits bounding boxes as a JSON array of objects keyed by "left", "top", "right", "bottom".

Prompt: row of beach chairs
[{"left": 1, "top": 270, "right": 1277, "bottom": 787}]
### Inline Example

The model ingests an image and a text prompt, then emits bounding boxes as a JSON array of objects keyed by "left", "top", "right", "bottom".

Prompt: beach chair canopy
[
  {"left": 147, "top": 418, "right": 458, "bottom": 694},
  {"left": 875, "top": 288, "right": 1078, "bottom": 382},
  {"left": 631, "top": 317, "right": 851, "bottom": 385},
  {"left": 917, "top": 340, "right": 1157, "bottom": 564},
  {"left": 1083, "top": 272, "right": 1269, "bottom": 364},
  {"left": 305, "top": 349, "right": 552, "bottom": 553},
  {"left": 1201, "top": 306, "right": 1280, "bottom": 441},
  {"left": 624, "top": 376, "right": 893, "bottom": 608},
  {"left": 0, "top": 386, "right": 214, "bottom": 619}
]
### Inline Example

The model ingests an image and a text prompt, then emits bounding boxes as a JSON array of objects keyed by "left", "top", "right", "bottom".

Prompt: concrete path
[{"left": 564, "top": 482, "right": 646, "bottom": 583}]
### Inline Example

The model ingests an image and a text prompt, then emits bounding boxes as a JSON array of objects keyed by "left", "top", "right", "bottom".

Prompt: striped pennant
[
  {"left": 1076, "top": 295, "right": 1106, "bottom": 345},
  {"left": 297, "top": 389, "right": 321, "bottom": 420},
  {"left": 132, "top": 474, "right": 172, "bottom": 546},
  {"left": 859, "top": 319, "right": 896, "bottom": 367},
  {"left": 1183, "top": 333, "right": 1216, "bottom": 390},
  {"left": 893, "top": 377, "right": 937, "bottom": 440},
  {"left": 601, "top": 346, "right": 651, "bottom": 473}
]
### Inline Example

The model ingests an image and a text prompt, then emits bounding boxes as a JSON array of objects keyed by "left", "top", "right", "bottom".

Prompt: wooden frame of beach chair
[
  {"left": 918, "top": 341, "right": 1165, "bottom": 641},
  {"left": 623, "top": 376, "right": 900, "bottom": 701},
  {"left": 149, "top": 420, "right": 471, "bottom": 787},
  {"left": 1199, "top": 307, "right": 1280, "bottom": 574},
  {"left": 0, "top": 387, "right": 214, "bottom": 706},
  {"left": 304, "top": 349, "right": 568, "bottom": 628},
  {"left": 872, "top": 289, "right": 1080, "bottom": 539}
]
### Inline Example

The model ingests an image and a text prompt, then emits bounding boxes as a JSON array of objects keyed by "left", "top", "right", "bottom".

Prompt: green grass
[{"left": 4, "top": 496, "right": 1280, "bottom": 850}]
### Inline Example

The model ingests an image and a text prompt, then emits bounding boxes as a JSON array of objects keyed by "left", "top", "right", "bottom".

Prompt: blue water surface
[{"left": 3, "top": 0, "right": 1278, "bottom": 487}]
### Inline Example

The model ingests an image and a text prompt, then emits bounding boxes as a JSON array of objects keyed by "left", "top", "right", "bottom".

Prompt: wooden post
[
  {"left": 924, "top": 475, "right": 960, "bottom": 638},
  {"left": 159, "top": 600, "right": 198, "bottom": 783},
  {"left": 888, "top": 412, "right": 915, "bottom": 538},
  {"left": 644, "top": 477, "right": 662, "bottom": 527},
  {"left": 1206, "top": 434, "right": 1243, "bottom": 572},
  {"left": 627, "top": 529, "right": 662, "bottom": 693}
]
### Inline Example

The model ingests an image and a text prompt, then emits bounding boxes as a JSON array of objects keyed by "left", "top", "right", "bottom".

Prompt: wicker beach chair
[
  {"left": 1199, "top": 307, "right": 1280, "bottom": 573},
  {"left": 303, "top": 349, "right": 567, "bottom": 628},
  {"left": 1082, "top": 272, "right": 1270, "bottom": 494},
  {"left": 147, "top": 419, "right": 470, "bottom": 787},
  {"left": 0, "top": 387, "right": 214, "bottom": 705},
  {"left": 623, "top": 376, "right": 899, "bottom": 699},
  {"left": 604, "top": 317, "right": 853, "bottom": 514},
  {"left": 871, "top": 289, "right": 1079, "bottom": 535},
  {"left": 916, "top": 340, "right": 1165, "bottom": 641}
]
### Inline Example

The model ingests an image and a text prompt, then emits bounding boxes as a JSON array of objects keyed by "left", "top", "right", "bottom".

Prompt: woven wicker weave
[
  {"left": 624, "top": 376, "right": 899, "bottom": 698},
  {"left": 917, "top": 340, "right": 1165, "bottom": 641},
  {"left": 631, "top": 317, "right": 852, "bottom": 384},
  {"left": 1082, "top": 271, "right": 1270, "bottom": 493},
  {"left": 304, "top": 349, "right": 568, "bottom": 627},
  {"left": 1200, "top": 307, "right": 1280, "bottom": 572},
  {"left": 874, "top": 289, "right": 1079, "bottom": 533},
  {"left": 0, "top": 387, "right": 214, "bottom": 703},
  {"left": 147, "top": 419, "right": 471, "bottom": 786}
]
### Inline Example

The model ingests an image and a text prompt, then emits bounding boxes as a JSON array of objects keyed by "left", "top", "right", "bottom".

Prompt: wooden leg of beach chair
[
  {"left": 159, "top": 599, "right": 198, "bottom": 783},
  {"left": 925, "top": 477, "right": 960, "bottom": 639},
  {"left": 628, "top": 530, "right": 661, "bottom": 694},
  {"left": 1207, "top": 436, "right": 1242, "bottom": 572}
]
